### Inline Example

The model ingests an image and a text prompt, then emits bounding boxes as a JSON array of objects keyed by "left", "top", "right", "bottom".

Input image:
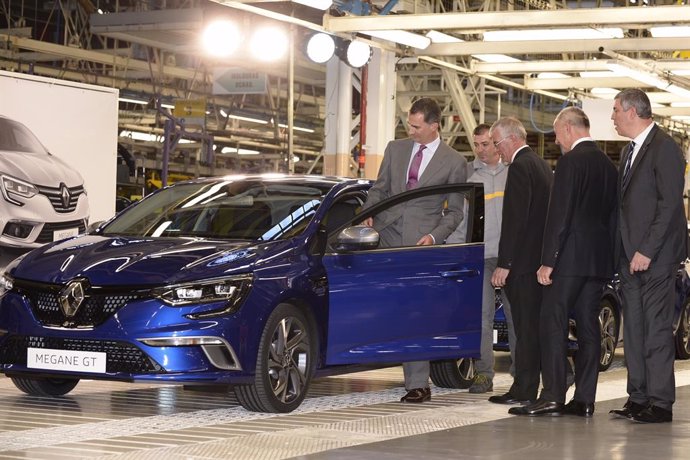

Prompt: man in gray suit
[
  {"left": 609, "top": 89, "right": 687, "bottom": 423},
  {"left": 362, "top": 97, "right": 468, "bottom": 403}
]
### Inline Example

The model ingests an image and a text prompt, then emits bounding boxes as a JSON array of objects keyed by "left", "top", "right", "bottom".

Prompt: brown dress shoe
[{"left": 400, "top": 387, "right": 431, "bottom": 403}]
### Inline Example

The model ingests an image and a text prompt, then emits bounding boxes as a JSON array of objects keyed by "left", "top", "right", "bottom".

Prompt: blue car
[{"left": 0, "top": 175, "right": 485, "bottom": 412}]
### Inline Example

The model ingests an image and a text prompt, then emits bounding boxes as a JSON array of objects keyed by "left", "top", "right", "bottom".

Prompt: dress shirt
[
  {"left": 508, "top": 145, "right": 530, "bottom": 164},
  {"left": 628, "top": 122, "right": 655, "bottom": 166},
  {"left": 406, "top": 136, "right": 441, "bottom": 180}
]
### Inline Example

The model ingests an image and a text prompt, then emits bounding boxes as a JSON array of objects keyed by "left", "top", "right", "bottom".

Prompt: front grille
[
  {"left": 36, "top": 220, "right": 87, "bottom": 244},
  {"left": 0, "top": 335, "right": 163, "bottom": 374},
  {"left": 13, "top": 280, "right": 142, "bottom": 328},
  {"left": 36, "top": 184, "right": 85, "bottom": 213},
  {"left": 493, "top": 321, "right": 509, "bottom": 344}
]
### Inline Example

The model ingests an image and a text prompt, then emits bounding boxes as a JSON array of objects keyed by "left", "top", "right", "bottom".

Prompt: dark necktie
[
  {"left": 406, "top": 144, "right": 426, "bottom": 190},
  {"left": 622, "top": 141, "right": 635, "bottom": 187}
]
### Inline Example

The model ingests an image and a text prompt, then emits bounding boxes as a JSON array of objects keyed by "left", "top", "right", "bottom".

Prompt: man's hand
[
  {"left": 537, "top": 265, "right": 553, "bottom": 286},
  {"left": 416, "top": 234, "right": 434, "bottom": 246},
  {"left": 491, "top": 267, "right": 510, "bottom": 287},
  {"left": 629, "top": 251, "right": 651, "bottom": 274},
  {"left": 362, "top": 217, "right": 374, "bottom": 227}
]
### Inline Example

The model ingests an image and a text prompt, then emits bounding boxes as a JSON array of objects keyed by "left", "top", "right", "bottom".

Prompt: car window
[
  {"left": 0, "top": 117, "right": 49, "bottom": 154},
  {"left": 100, "top": 179, "right": 330, "bottom": 241}
]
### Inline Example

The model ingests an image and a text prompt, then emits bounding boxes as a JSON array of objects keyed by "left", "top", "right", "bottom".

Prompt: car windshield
[
  {"left": 100, "top": 178, "right": 331, "bottom": 241},
  {"left": 0, "top": 117, "right": 50, "bottom": 154}
]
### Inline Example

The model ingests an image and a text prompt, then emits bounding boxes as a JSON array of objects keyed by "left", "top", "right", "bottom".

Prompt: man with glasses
[{"left": 488, "top": 116, "right": 553, "bottom": 409}]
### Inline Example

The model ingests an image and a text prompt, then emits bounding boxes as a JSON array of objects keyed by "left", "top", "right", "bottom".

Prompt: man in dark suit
[
  {"left": 489, "top": 116, "right": 553, "bottom": 407},
  {"left": 361, "top": 97, "right": 468, "bottom": 403},
  {"left": 609, "top": 89, "right": 686, "bottom": 423},
  {"left": 510, "top": 107, "right": 618, "bottom": 417}
]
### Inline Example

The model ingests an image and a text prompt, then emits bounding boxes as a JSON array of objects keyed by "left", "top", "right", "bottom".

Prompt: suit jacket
[
  {"left": 362, "top": 138, "right": 468, "bottom": 246},
  {"left": 541, "top": 141, "right": 618, "bottom": 277},
  {"left": 497, "top": 147, "right": 553, "bottom": 276},
  {"left": 617, "top": 124, "right": 686, "bottom": 265}
]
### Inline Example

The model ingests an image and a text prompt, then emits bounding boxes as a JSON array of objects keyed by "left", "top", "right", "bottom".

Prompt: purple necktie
[{"left": 406, "top": 144, "right": 426, "bottom": 190}]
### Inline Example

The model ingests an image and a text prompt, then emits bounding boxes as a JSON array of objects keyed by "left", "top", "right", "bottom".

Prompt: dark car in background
[{"left": 0, "top": 175, "right": 486, "bottom": 413}]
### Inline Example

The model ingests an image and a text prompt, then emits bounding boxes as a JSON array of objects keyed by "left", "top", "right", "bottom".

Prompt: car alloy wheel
[
  {"left": 675, "top": 299, "right": 690, "bottom": 360},
  {"left": 599, "top": 298, "right": 620, "bottom": 372},
  {"left": 430, "top": 357, "right": 475, "bottom": 389},
  {"left": 234, "top": 303, "right": 316, "bottom": 412}
]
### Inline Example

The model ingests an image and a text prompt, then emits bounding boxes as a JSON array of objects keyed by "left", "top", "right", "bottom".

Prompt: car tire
[
  {"left": 675, "top": 298, "right": 690, "bottom": 360},
  {"left": 430, "top": 358, "right": 475, "bottom": 389},
  {"left": 599, "top": 296, "right": 620, "bottom": 372},
  {"left": 10, "top": 376, "right": 79, "bottom": 396},
  {"left": 234, "top": 303, "right": 316, "bottom": 413}
]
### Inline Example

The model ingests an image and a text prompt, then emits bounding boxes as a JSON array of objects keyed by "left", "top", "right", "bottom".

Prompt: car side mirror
[
  {"left": 87, "top": 221, "right": 105, "bottom": 234},
  {"left": 335, "top": 225, "right": 379, "bottom": 251}
]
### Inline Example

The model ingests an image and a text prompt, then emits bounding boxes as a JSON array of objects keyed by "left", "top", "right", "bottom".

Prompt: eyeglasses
[{"left": 493, "top": 136, "right": 510, "bottom": 147}]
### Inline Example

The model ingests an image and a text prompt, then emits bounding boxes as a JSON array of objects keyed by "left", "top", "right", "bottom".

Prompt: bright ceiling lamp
[
  {"left": 362, "top": 30, "right": 431, "bottom": 49},
  {"left": 650, "top": 26, "right": 690, "bottom": 38},
  {"left": 426, "top": 30, "right": 462, "bottom": 43},
  {"left": 305, "top": 33, "right": 336, "bottom": 64},
  {"left": 202, "top": 20, "right": 241, "bottom": 57},
  {"left": 579, "top": 71, "right": 617, "bottom": 78},
  {"left": 536, "top": 72, "right": 569, "bottom": 79},
  {"left": 483, "top": 28, "right": 623, "bottom": 41},
  {"left": 670, "top": 102, "right": 690, "bottom": 108},
  {"left": 250, "top": 26, "right": 288, "bottom": 62},
  {"left": 606, "top": 61, "right": 690, "bottom": 100},
  {"left": 292, "top": 0, "right": 333, "bottom": 9},
  {"left": 337, "top": 40, "right": 372, "bottom": 68},
  {"left": 590, "top": 87, "right": 619, "bottom": 96}
]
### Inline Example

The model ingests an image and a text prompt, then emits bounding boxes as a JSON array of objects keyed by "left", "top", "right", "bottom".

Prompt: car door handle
[{"left": 439, "top": 269, "right": 480, "bottom": 279}]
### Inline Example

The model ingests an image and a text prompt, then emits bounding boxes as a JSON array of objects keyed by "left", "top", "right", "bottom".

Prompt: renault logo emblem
[
  {"left": 60, "top": 183, "right": 71, "bottom": 208},
  {"left": 58, "top": 279, "right": 88, "bottom": 318}
]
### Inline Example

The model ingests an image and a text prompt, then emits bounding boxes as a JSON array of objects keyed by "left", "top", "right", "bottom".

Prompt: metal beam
[
  {"left": 324, "top": 5, "right": 690, "bottom": 32},
  {"left": 524, "top": 76, "right": 645, "bottom": 90},
  {"left": 424, "top": 37, "right": 688, "bottom": 56},
  {"left": 473, "top": 59, "right": 690, "bottom": 74}
]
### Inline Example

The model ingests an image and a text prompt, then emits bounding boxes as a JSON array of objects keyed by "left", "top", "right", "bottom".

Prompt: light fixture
[
  {"left": 362, "top": 30, "right": 431, "bottom": 50},
  {"left": 536, "top": 72, "right": 569, "bottom": 79},
  {"left": 337, "top": 40, "right": 372, "bottom": 68},
  {"left": 606, "top": 61, "right": 690, "bottom": 101},
  {"left": 220, "top": 147, "right": 260, "bottom": 155},
  {"left": 292, "top": 0, "right": 333, "bottom": 10},
  {"left": 424, "top": 31, "right": 518, "bottom": 63},
  {"left": 228, "top": 113, "right": 268, "bottom": 125},
  {"left": 305, "top": 33, "right": 336, "bottom": 64},
  {"left": 483, "top": 28, "right": 624, "bottom": 41},
  {"left": 650, "top": 26, "right": 690, "bottom": 38},
  {"left": 118, "top": 92, "right": 148, "bottom": 105},
  {"left": 250, "top": 26, "right": 288, "bottom": 62},
  {"left": 426, "top": 30, "right": 462, "bottom": 43},
  {"left": 202, "top": 20, "right": 241, "bottom": 57}
]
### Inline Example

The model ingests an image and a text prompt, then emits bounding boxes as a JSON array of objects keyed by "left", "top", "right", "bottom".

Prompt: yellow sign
[{"left": 173, "top": 98, "right": 206, "bottom": 118}]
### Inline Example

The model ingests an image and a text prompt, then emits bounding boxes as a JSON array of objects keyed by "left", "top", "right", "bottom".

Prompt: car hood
[
  {"left": 0, "top": 150, "right": 84, "bottom": 187},
  {"left": 8, "top": 235, "right": 266, "bottom": 286}
]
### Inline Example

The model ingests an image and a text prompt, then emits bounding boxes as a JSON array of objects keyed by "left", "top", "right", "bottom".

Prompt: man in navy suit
[
  {"left": 361, "top": 97, "right": 467, "bottom": 403},
  {"left": 489, "top": 116, "right": 552, "bottom": 408},
  {"left": 609, "top": 89, "right": 686, "bottom": 423},
  {"left": 510, "top": 107, "right": 618, "bottom": 417}
]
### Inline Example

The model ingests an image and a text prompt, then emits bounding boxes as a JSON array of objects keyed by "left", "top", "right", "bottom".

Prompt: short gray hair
[
  {"left": 615, "top": 89, "right": 652, "bottom": 119},
  {"left": 491, "top": 117, "right": 527, "bottom": 141}
]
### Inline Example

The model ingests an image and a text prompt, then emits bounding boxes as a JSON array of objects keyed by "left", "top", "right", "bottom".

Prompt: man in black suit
[
  {"left": 510, "top": 107, "right": 618, "bottom": 417},
  {"left": 609, "top": 89, "right": 686, "bottom": 423},
  {"left": 489, "top": 116, "right": 553, "bottom": 407}
]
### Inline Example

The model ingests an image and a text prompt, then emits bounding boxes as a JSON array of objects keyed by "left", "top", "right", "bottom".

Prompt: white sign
[
  {"left": 213, "top": 68, "right": 268, "bottom": 95},
  {"left": 53, "top": 228, "right": 79, "bottom": 242},
  {"left": 27, "top": 347, "right": 107, "bottom": 373}
]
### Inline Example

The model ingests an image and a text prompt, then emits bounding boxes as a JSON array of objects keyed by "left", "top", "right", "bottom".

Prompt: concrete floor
[{"left": 0, "top": 352, "right": 689, "bottom": 459}]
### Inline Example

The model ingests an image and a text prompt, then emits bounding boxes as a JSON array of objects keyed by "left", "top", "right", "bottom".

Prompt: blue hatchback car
[{"left": 0, "top": 175, "right": 485, "bottom": 412}]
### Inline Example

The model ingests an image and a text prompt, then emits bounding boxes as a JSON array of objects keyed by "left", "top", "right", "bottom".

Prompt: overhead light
[
  {"left": 202, "top": 20, "right": 241, "bottom": 57},
  {"left": 277, "top": 123, "right": 315, "bottom": 133},
  {"left": 250, "top": 26, "right": 288, "bottom": 62},
  {"left": 337, "top": 40, "right": 372, "bottom": 68},
  {"left": 590, "top": 87, "right": 619, "bottom": 96},
  {"left": 650, "top": 26, "right": 690, "bottom": 38},
  {"left": 665, "top": 84, "right": 690, "bottom": 100},
  {"left": 292, "top": 0, "right": 333, "bottom": 10},
  {"left": 426, "top": 30, "right": 462, "bottom": 43},
  {"left": 117, "top": 96, "right": 149, "bottom": 105},
  {"left": 536, "top": 72, "right": 569, "bottom": 79},
  {"left": 579, "top": 71, "right": 617, "bottom": 78},
  {"left": 606, "top": 61, "right": 690, "bottom": 101},
  {"left": 670, "top": 102, "right": 690, "bottom": 108},
  {"left": 220, "top": 147, "right": 260, "bottom": 155},
  {"left": 362, "top": 30, "right": 431, "bottom": 50},
  {"left": 473, "top": 54, "right": 521, "bottom": 63},
  {"left": 228, "top": 114, "right": 268, "bottom": 125},
  {"left": 483, "top": 28, "right": 623, "bottom": 41},
  {"left": 305, "top": 33, "right": 336, "bottom": 64},
  {"left": 671, "top": 115, "right": 690, "bottom": 121}
]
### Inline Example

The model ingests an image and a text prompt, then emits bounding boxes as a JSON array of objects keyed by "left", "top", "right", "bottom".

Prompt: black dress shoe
[
  {"left": 400, "top": 387, "right": 431, "bottom": 403},
  {"left": 508, "top": 399, "right": 564, "bottom": 416},
  {"left": 609, "top": 400, "right": 647, "bottom": 419},
  {"left": 632, "top": 405, "right": 672, "bottom": 423},
  {"left": 488, "top": 392, "right": 533, "bottom": 405},
  {"left": 564, "top": 399, "right": 595, "bottom": 417}
]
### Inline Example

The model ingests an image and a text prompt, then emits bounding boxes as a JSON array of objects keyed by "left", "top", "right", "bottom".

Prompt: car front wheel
[
  {"left": 599, "top": 297, "right": 620, "bottom": 372},
  {"left": 234, "top": 303, "right": 316, "bottom": 413},
  {"left": 675, "top": 298, "right": 690, "bottom": 360},
  {"left": 10, "top": 376, "right": 79, "bottom": 396},
  {"left": 430, "top": 357, "right": 475, "bottom": 389}
]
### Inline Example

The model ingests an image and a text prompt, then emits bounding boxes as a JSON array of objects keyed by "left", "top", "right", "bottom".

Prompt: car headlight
[
  {"left": 152, "top": 274, "right": 252, "bottom": 318},
  {"left": 1, "top": 174, "right": 38, "bottom": 205},
  {"left": 0, "top": 273, "right": 14, "bottom": 297}
]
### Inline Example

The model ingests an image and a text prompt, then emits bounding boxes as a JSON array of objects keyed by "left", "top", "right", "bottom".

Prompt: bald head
[{"left": 553, "top": 107, "right": 592, "bottom": 153}]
